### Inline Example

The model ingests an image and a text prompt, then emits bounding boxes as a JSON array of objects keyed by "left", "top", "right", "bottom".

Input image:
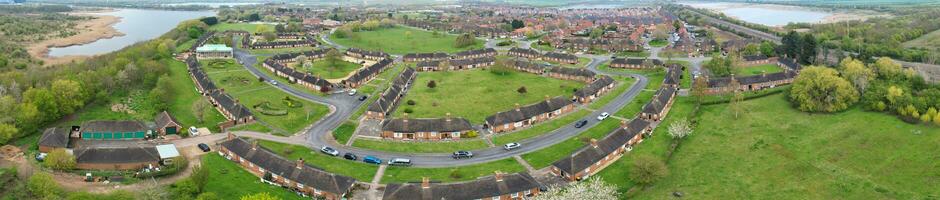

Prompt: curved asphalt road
[{"left": 232, "top": 34, "right": 649, "bottom": 167}]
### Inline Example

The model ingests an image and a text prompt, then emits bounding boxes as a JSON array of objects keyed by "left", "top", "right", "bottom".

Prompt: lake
[
  {"left": 47, "top": 9, "right": 215, "bottom": 57},
  {"left": 683, "top": 2, "right": 833, "bottom": 26}
]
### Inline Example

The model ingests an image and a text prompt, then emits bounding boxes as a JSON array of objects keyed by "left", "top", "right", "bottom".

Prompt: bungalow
[
  {"left": 79, "top": 121, "right": 150, "bottom": 140},
  {"left": 542, "top": 52, "right": 578, "bottom": 64},
  {"left": 741, "top": 55, "right": 777, "bottom": 66},
  {"left": 262, "top": 59, "right": 334, "bottom": 92},
  {"left": 640, "top": 86, "right": 677, "bottom": 121},
  {"left": 449, "top": 57, "right": 496, "bottom": 70},
  {"left": 416, "top": 60, "right": 441, "bottom": 72},
  {"left": 574, "top": 76, "right": 616, "bottom": 103},
  {"left": 195, "top": 44, "right": 233, "bottom": 59},
  {"left": 484, "top": 96, "right": 575, "bottom": 133},
  {"left": 208, "top": 90, "right": 255, "bottom": 126},
  {"left": 546, "top": 67, "right": 596, "bottom": 83},
  {"left": 366, "top": 67, "right": 417, "bottom": 119},
  {"left": 663, "top": 65, "right": 682, "bottom": 87},
  {"left": 154, "top": 111, "right": 182, "bottom": 136},
  {"left": 220, "top": 136, "right": 357, "bottom": 200},
  {"left": 342, "top": 58, "right": 392, "bottom": 88},
  {"left": 452, "top": 48, "right": 497, "bottom": 59},
  {"left": 269, "top": 48, "right": 331, "bottom": 63},
  {"left": 38, "top": 127, "right": 70, "bottom": 153},
  {"left": 383, "top": 172, "right": 541, "bottom": 200},
  {"left": 346, "top": 48, "right": 389, "bottom": 61},
  {"left": 380, "top": 114, "right": 474, "bottom": 140},
  {"left": 73, "top": 146, "right": 161, "bottom": 170},
  {"left": 403, "top": 52, "right": 450, "bottom": 62},
  {"left": 777, "top": 57, "right": 802, "bottom": 71},
  {"left": 508, "top": 47, "right": 541, "bottom": 59},
  {"left": 609, "top": 58, "right": 663, "bottom": 69},
  {"left": 508, "top": 59, "right": 545, "bottom": 74},
  {"left": 551, "top": 119, "right": 651, "bottom": 181},
  {"left": 249, "top": 35, "right": 318, "bottom": 49},
  {"left": 705, "top": 71, "right": 799, "bottom": 94}
]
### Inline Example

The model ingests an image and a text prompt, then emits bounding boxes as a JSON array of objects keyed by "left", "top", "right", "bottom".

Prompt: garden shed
[{"left": 154, "top": 111, "right": 182, "bottom": 136}]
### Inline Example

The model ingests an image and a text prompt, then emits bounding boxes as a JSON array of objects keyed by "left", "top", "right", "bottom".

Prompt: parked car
[
  {"left": 388, "top": 158, "right": 412, "bottom": 166},
  {"left": 597, "top": 112, "right": 610, "bottom": 121},
  {"left": 358, "top": 96, "right": 368, "bottom": 101},
  {"left": 503, "top": 143, "right": 521, "bottom": 150},
  {"left": 188, "top": 126, "right": 199, "bottom": 136},
  {"left": 197, "top": 143, "right": 211, "bottom": 152},
  {"left": 269, "top": 80, "right": 278, "bottom": 86},
  {"left": 574, "top": 120, "right": 588, "bottom": 128},
  {"left": 452, "top": 151, "right": 474, "bottom": 159},
  {"left": 348, "top": 89, "right": 357, "bottom": 96},
  {"left": 343, "top": 153, "right": 358, "bottom": 161},
  {"left": 320, "top": 146, "right": 339, "bottom": 156},
  {"left": 363, "top": 156, "right": 382, "bottom": 164},
  {"left": 35, "top": 153, "right": 47, "bottom": 161}
]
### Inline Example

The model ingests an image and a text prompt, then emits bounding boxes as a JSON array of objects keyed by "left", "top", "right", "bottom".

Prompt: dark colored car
[
  {"left": 574, "top": 120, "right": 588, "bottom": 128},
  {"left": 344, "top": 153, "right": 358, "bottom": 161},
  {"left": 452, "top": 151, "right": 474, "bottom": 159},
  {"left": 197, "top": 143, "right": 211, "bottom": 152},
  {"left": 358, "top": 96, "right": 368, "bottom": 101},
  {"left": 363, "top": 156, "right": 382, "bottom": 164}
]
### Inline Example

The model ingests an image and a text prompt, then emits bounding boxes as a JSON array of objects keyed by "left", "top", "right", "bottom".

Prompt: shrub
[
  {"left": 403, "top": 108, "right": 413, "bottom": 113},
  {"left": 789, "top": 66, "right": 859, "bottom": 112},
  {"left": 449, "top": 169, "right": 462, "bottom": 179},
  {"left": 43, "top": 148, "right": 75, "bottom": 170},
  {"left": 406, "top": 100, "right": 416, "bottom": 105},
  {"left": 462, "top": 130, "right": 478, "bottom": 138}
]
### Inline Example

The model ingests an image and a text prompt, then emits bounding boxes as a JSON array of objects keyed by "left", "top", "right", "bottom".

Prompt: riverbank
[{"left": 27, "top": 10, "right": 124, "bottom": 66}]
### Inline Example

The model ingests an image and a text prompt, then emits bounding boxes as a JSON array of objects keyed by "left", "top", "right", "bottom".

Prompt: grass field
[
  {"left": 329, "top": 26, "right": 484, "bottom": 54},
  {"left": 257, "top": 140, "right": 378, "bottom": 181},
  {"left": 332, "top": 122, "right": 357, "bottom": 145},
  {"left": 351, "top": 138, "right": 490, "bottom": 153},
  {"left": 392, "top": 69, "right": 583, "bottom": 124},
  {"left": 209, "top": 22, "right": 275, "bottom": 34},
  {"left": 533, "top": 43, "right": 556, "bottom": 52},
  {"left": 649, "top": 39, "right": 668, "bottom": 47},
  {"left": 304, "top": 59, "right": 362, "bottom": 79},
  {"left": 587, "top": 77, "right": 636, "bottom": 110},
  {"left": 201, "top": 60, "right": 329, "bottom": 135},
  {"left": 611, "top": 94, "right": 940, "bottom": 199},
  {"left": 903, "top": 29, "right": 940, "bottom": 50},
  {"left": 381, "top": 158, "right": 526, "bottom": 183},
  {"left": 492, "top": 109, "right": 592, "bottom": 145},
  {"left": 739, "top": 63, "right": 784, "bottom": 76},
  {"left": 201, "top": 154, "right": 304, "bottom": 200}
]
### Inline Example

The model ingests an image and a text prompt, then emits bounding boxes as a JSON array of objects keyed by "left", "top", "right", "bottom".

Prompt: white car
[
  {"left": 269, "top": 80, "right": 278, "bottom": 86},
  {"left": 503, "top": 143, "right": 521, "bottom": 150},
  {"left": 348, "top": 89, "right": 357, "bottom": 96},
  {"left": 189, "top": 126, "right": 198, "bottom": 136},
  {"left": 597, "top": 112, "right": 610, "bottom": 121},
  {"left": 320, "top": 146, "right": 339, "bottom": 156}
]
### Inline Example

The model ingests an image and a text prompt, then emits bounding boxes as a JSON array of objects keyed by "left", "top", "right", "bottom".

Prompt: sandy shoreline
[{"left": 27, "top": 10, "right": 125, "bottom": 66}]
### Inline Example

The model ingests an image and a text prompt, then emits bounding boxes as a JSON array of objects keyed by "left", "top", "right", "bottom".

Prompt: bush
[
  {"left": 449, "top": 169, "right": 462, "bottom": 179},
  {"left": 137, "top": 158, "right": 189, "bottom": 178},
  {"left": 462, "top": 130, "right": 478, "bottom": 138},
  {"left": 403, "top": 108, "right": 413, "bottom": 113},
  {"left": 790, "top": 66, "right": 859, "bottom": 112},
  {"left": 43, "top": 148, "right": 75, "bottom": 170},
  {"left": 253, "top": 101, "right": 288, "bottom": 116},
  {"left": 406, "top": 100, "right": 416, "bottom": 105}
]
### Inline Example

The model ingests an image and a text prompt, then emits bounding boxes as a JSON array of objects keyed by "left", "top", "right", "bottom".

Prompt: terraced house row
[
  {"left": 508, "top": 47, "right": 579, "bottom": 64},
  {"left": 186, "top": 56, "right": 256, "bottom": 129},
  {"left": 219, "top": 136, "right": 357, "bottom": 200},
  {"left": 366, "top": 67, "right": 417, "bottom": 120},
  {"left": 381, "top": 113, "right": 475, "bottom": 140},
  {"left": 705, "top": 58, "right": 802, "bottom": 94},
  {"left": 416, "top": 57, "right": 496, "bottom": 71},
  {"left": 609, "top": 58, "right": 664, "bottom": 69},
  {"left": 262, "top": 48, "right": 393, "bottom": 92},
  {"left": 484, "top": 96, "right": 576, "bottom": 133},
  {"left": 246, "top": 32, "right": 319, "bottom": 49},
  {"left": 383, "top": 172, "right": 541, "bottom": 200},
  {"left": 402, "top": 48, "right": 496, "bottom": 62}
]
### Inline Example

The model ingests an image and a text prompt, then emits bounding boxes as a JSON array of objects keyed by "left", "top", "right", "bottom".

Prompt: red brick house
[
  {"left": 551, "top": 119, "right": 651, "bottom": 181},
  {"left": 542, "top": 52, "right": 578, "bottom": 64},
  {"left": 546, "top": 66, "right": 596, "bottom": 83},
  {"left": 380, "top": 114, "right": 474, "bottom": 140},
  {"left": 383, "top": 172, "right": 541, "bottom": 200},
  {"left": 609, "top": 58, "right": 663, "bottom": 69},
  {"left": 508, "top": 47, "right": 541, "bottom": 59},
  {"left": 484, "top": 96, "right": 576, "bottom": 133},
  {"left": 574, "top": 76, "right": 616, "bottom": 103},
  {"left": 366, "top": 68, "right": 416, "bottom": 119}
]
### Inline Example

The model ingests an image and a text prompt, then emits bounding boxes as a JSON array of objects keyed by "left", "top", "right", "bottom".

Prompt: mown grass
[
  {"left": 381, "top": 158, "right": 525, "bottom": 183},
  {"left": 332, "top": 122, "right": 357, "bottom": 145},
  {"left": 201, "top": 154, "right": 304, "bottom": 200},
  {"left": 392, "top": 69, "right": 583, "bottom": 124},
  {"left": 739, "top": 63, "right": 784, "bottom": 76},
  {"left": 521, "top": 118, "right": 625, "bottom": 169},
  {"left": 209, "top": 22, "right": 275, "bottom": 34},
  {"left": 329, "top": 26, "right": 484, "bottom": 54},
  {"left": 258, "top": 140, "right": 378, "bottom": 181},
  {"left": 492, "top": 109, "right": 592, "bottom": 145},
  {"left": 351, "top": 138, "right": 490, "bottom": 153},
  {"left": 587, "top": 77, "right": 636, "bottom": 110}
]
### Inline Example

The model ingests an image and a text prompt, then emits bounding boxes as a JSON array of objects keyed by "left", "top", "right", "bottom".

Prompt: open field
[
  {"left": 329, "top": 26, "right": 484, "bottom": 54},
  {"left": 613, "top": 94, "right": 940, "bottom": 199},
  {"left": 740, "top": 63, "right": 784, "bottom": 76},
  {"left": 209, "top": 22, "right": 275, "bottom": 34},
  {"left": 202, "top": 154, "right": 305, "bottom": 200},
  {"left": 351, "top": 138, "right": 490, "bottom": 153},
  {"left": 258, "top": 140, "right": 378, "bottom": 181},
  {"left": 381, "top": 158, "right": 526, "bottom": 183},
  {"left": 302, "top": 59, "right": 362, "bottom": 80},
  {"left": 649, "top": 39, "right": 668, "bottom": 47},
  {"left": 903, "top": 29, "right": 940, "bottom": 51},
  {"left": 201, "top": 59, "right": 329, "bottom": 135},
  {"left": 392, "top": 69, "right": 583, "bottom": 124}
]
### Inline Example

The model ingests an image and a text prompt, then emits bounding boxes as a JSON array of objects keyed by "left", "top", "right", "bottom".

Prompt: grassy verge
[
  {"left": 521, "top": 118, "right": 624, "bottom": 169},
  {"left": 332, "top": 122, "right": 356, "bottom": 145},
  {"left": 649, "top": 39, "right": 667, "bottom": 47},
  {"left": 381, "top": 158, "right": 525, "bottom": 183},
  {"left": 351, "top": 138, "right": 490, "bottom": 153},
  {"left": 587, "top": 77, "right": 636, "bottom": 110},
  {"left": 492, "top": 109, "right": 592, "bottom": 145},
  {"left": 201, "top": 154, "right": 304, "bottom": 200},
  {"left": 258, "top": 140, "right": 378, "bottom": 181}
]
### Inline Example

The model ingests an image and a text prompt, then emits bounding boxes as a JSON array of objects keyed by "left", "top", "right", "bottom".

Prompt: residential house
[
  {"left": 508, "top": 59, "right": 545, "bottom": 74},
  {"left": 366, "top": 67, "right": 416, "bottom": 119},
  {"left": 38, "top": 127, "right": 70, "bottom": 153},
  {"left": 484, "top": 96, "right": 575, "bottom": 133},
  {"left": 546, "top": 67, "right": 596, "bottom": 83},
  {"left": 383, "top": 172, "right": 541, "bottom": 200},
  {"left": 452, "top": 48, "right": 497, "bottom": 59},
  {"left": 705, "top": 71, "right": 799, "bottom": 94},
  {"left": 574, "top": 76, "right": 616, "bottom": 103},
  {"left": 609, "top": 58, "right": 663, "bottom": 69},
  {"left": 403, "top": 52, "right": 450, "bottom": 62},
  {"left": 741, "top": 55, "right": 777, "bottom": 66},
  {"left": 154, "top": 111, "right": 182, "bottom": 136},
  {"left": 508, "top": 47, "right": 541, "bottom": 59},
  {"left": 342, "top": 58, "right": 392, "bottom": 88},
  {"left": 542, "top": 52, "right": 578, "bottom": 64},
  {"left": 73, "top": 146, "right": 161, "bottom": 170},
  {"left": 551, "top": 119, "right": 651, "bottom": 181},
  {"left": 380, "top": 114, "right": 474, "bottom": 140},
  {"left": 640, "top": 86, "right": 677, "bottom": 121},
  {"left": 346, "top": 48, "right": 389, "bottom": 61}
]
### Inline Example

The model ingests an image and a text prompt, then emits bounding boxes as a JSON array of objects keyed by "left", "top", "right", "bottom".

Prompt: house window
[
  {"left": 314, "top": 189, "right": 321, "bottom": 194},
  {"left": 511, "top": 193, "right": 519, "bottom": 198},
  {"left": 259, "top": 168, "right": 265, "bottom": 173},
  {"left": 297, "top": 183, "right": 303, "bottom": 188},
  {"left": 503, "top": 124, "right": 509, "bottom": 129},
  {"left": 430, "top": 132, "right": 437, "bottom": 137},
  {"left": 452, "top": 132, "right": 460, "bottom": 138},
  {"left": 514, "top": 122, "right": 523, "bottom": 127},
  {"left": 394, "top": 133, "right": 402, "bottom": 138}
]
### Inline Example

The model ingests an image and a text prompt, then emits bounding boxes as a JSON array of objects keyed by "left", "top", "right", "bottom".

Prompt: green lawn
[
  {"left": 587, "top": 77, "right": 636, "bottom": 110},
  {"left": 201, "top": 154, "right": 304, "bottom": 200},
  {"left": 329, "top": 26, "right": 484, "bottom": 54},
  {"left": 521, "top": 118, "right": 625, "bottom": 169},
  {"left": 649, "top": 39, "right": 668, "bottom": 47},
  {"left": 533, "top": 43, "right": 555, "bottom": 52},
  {"left": 739, "top": 63, "right": 784, "bottom": 76},
  {"left": 392, "top": 69, "right": 583, "bottom": 124},
  {"left": 619, "top": 94, "right": 940, "bottom": 199},
  {"left": 176, "top": 39, "right": 196, "bottom": 53},
  {"left": 492, "top": 109, "right": 592, "bottom": 145},
  {"left": 305, "top": 59, "right": 362, "bottom": 80},
  {"left": 332, "top": 122, "right": 357, "bottom": 145},
  {"left": 381, "top": 158, "right": 526, "bottom": 183},
  {"left": 209, "top": 22, "right": 275, "bottom": 34},
  {"left": 201, "top": 59, "right": 329, "bottom": 135},
  {"left": 257, "top": 140, "right": 378, "bottom": 181},
  {"left": 351, "top": 138, "right": 490, "bottom": 153}
]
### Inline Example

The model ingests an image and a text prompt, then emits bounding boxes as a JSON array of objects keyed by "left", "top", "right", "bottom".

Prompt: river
[
  {"left": 47, "top": 9, "right": 215, "bottom": 57},
  {"left": 682, "top": 2, "right": 834, "bottom": 26}
]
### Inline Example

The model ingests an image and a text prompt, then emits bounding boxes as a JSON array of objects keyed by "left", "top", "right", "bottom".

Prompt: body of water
[
  {"left": 47, "top": 9, "right": 215, "bottom": 57},
  {"left": 683, "top": 2, "right": 833, "bottom": 26},
  {"left": 163, "top": 2, "right": 261, "bottom": 8}
]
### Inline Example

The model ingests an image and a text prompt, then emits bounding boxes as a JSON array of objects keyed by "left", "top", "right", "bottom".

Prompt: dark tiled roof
[
  {"left": 485, "top": 96, "right": 573, "bottom": 126},
  {"left": 575, "top": 75, "right": 615, "bottom": 98},
  {"left": 509, "top": 47, "right": 540, "bottom": 56},
  {"left": 403, "top": 52, "right": 450, "bottom": 60},
  {"left": 778, "top": 58, "right": 802, "bottom": 71},
  {"left": 543, "top": 52, "right": 577, "bottom": 61},
  {"left": 552, "top": 118, "right": 650, "bottom": 175},
  {"left": 220, "top": 138, "right": 357, "bottom": 195},
  {"left": 38, "top": 127, "right": 70, "bottom": 148},
  {"left": 367, "top": 67, "right": 416, "bottom": 114},
  {"left": 706, "top": 71, "right": 798, "bottom": 88},
  {"left": 383, "top": 172, "right": 541, "bottom": 200},
  {"left": 80, "top": 121, "right": 149, "bottom": 133},
  {"left": 345, "top": 58, "right": 392, "bottom": 84},
  {"left": 611, "top": 58, "right": 663, "bottom": 66},
  {"left": 642, "top": 86, "right": 676, "bottom": 115},
  {"left": 743, "top": 55, "right": 769, "bottom": 61},
  {"left": 663, "top": 65, "right": 681, "bottom": 86},
  {"left": 347, "top": 48, "right": 389, "bottom": 58},
  {"left": 453, "top": 48, "right": 496, "bottom": 58},
  {"left": 154, "top": 111, "right": 180, "bottom": 129},
  {"left": 74, "top": 146, "right": 160, "bottom": 164},
  {"left": 381, "top": 117, "right": 474, "bottom": 133},
  {"left": 449, "top": 57, "right": 495, "bottom": 67},
  {"left": 209, "top": 90, "right": 254, "bottom": 120},
  {"left": 189, "top": 31, "right": 216, "bottom": 52},
  {"left": 548, "top": 67, "right": 595, "bottom": 79},
  {"left": 509, "top": 59, "right": 543, "bottom": 72}
]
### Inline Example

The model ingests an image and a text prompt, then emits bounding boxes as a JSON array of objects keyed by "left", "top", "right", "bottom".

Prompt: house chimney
[
  {"left": 515, "top": 103, "right": 521, "bottom": 111},
  {"left": 227, "top": 132, "right": 235, "bottom": 140},
  {"left": 445, "top": 113, "right": 452, "bottom": 122},
  {"left": 251, "top": 140, "right": 258, "bottom": 150},
  {"left": 590, "top": 138, "right": 598, "bottom": 148},
  {"left": 296, "top": 158, "right": 304, "bottom": 169},
  {"left": 544, "top": 95, "right": 551, "bottom": 102},
  {"left": 621, "top": 120, "right": 628, "bottom": 129},
  {"left": 421, "top": 177, "right": 431, "bottom": 189},
  {"left": 494, "top": 171, "right": 505, "bottom": 182},
  {"left": 403, "top": 113, "right": 409, "bottom": 123}
]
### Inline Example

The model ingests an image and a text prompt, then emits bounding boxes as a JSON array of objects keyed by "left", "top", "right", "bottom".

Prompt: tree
[
  {"left": 759, "top": 41, "right": 776, "bottom": 57},
  {"left": 630, "top": 155, "right": 668, "bottom": 187},
  {"left": 247, "top": 13, "right": 261, "bottom": 22},
  {"left": 454, "top": 33, "right": 477, "bottom": 48},
  {"left": 191, "top": 164, "right": 210, "bottom": 194},
  {"left": 262, "top": 32, "right": 276, "bottom": 42},
  {"left": 668, "top": 118, "right": 692, "bottom": 139},
  {"left": 536, "top": 177, "right": 618, "bottom": 200},
  {"left": 172, "top": 179, "right": 200, "bottom": 199},
  {"left": 673, "top": 20, "right": 683, "bottom": 31},
  {"left": 728, "top": 79, "right": 744, "bottom": 119},
  {"left": 0, "top": 123, "right": 16, "bottom": 145},
  {"left": 800, "top": 34, "right": 817, "bottom": 64},
  {"left": 789, "top": 66, "right": 859, "bottom": 112},
  {"left": 295, "top": 55, "right": 309, "bottom": 71},
  {"left": 934, "top": 112, "right": 940, "bottom": 125},
  {"left": 150, "top": 75, "right": 174, "bottom": 111},
  {"left": 517, "top": 86, "right": 527, "bottom": 95},
  {"left": 191, "top": 97, "right": 210, "bottom": 123},
  {"left": 199, "top": 17, "right": 219, "bottom": 26},
  {"left": 28, "top": 172, "right": 61, "bottom": 200},
  {"left": 427, "top": 80, "right": 437, "bottom": 88},
  {"left": 240, "top": 192, "right": 279, "bottom": 200},
  {"left": 510, "top": 19, "right": 524, "bottom": 30},
  {"left": 872, "top": 57, "right": 902, "bottom": 77},
  {"left": 781, "top": 31, "right": 801, "bottom": 59},
  {"left": 742, "top": 43, "right": 760, "bottom": 56},
  {"left": 589, "top": 28, "right": 604, "bottom": 39},
  {"left": 324, "top": 48, "right": 342, "bottom": 75},
  {"left": 838, "top": 57, "right": 874, "bottom": 93},
  {"left": 692, "top": 76, "right": 708, "bottom": 105},
  {"left": 23, "top": 87, "right": 58, "bottom": 123},
  {"left": 43, "top": 148, "right": 76, "bottom": 170}
]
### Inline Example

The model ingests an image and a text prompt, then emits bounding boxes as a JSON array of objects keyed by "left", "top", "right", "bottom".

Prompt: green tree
[
  {"left": 191, "top": 165, "right": 210, "bottom": 193},
  {"left": 728, "top": 79, "right": 744, "bottom": 119},
  {"left": 510, "top": 19, "right": 524, "bottom": 30},
  {"left": 589, "top": 28, "right": 604, "bottom": 39},
  {"left": 150, "top": 75, "right": 174, "bottom": 111},
  {"left": 789, "top": 66, "right": 859, "bottom": 112},
  {"left": 838, "top": 57, "right": 874, "bottom": 93},
  {"left": 0, "top": 123, "right": 16, "bottom": 145},
  {"left": 172, "top": 179, "right": 200, "bottom": 199},
  {"left": 742, "top": 43, "right": 760, "bottom": 56},
  {"left": 692, "top": 76, "right": 708, "bottom": 105},
  {"left": 872, "top": 57, "right": 902, "bottom": 77},
  {"left": 324, "top": 48, "right": 342, "bottom": 75},
  {"left": 51, "top": 79, "right": 85, "bottom": 115},
  {"left": 759, "top": 41, "right": 776, "bottom": 57},
  {"left": 630, "top": 155, "right": 668, "bottom": 187},
  {"left": 800, "top": 34, "right": 817, "bottom": 64},
  {"left": 23, "top": 87, "right": 58, "bottom": 123},
  {"left": 43, "top": 148, "right": 76, "bottom": 170},
  {"left": 191, "top": 97, "right": 211, "bottom": 123},
  {"left": 240, "top": 192, "right": 279, "bottom": 200},
  {"left": 28, "top": 172, "right": 62, "bottom": 200}
]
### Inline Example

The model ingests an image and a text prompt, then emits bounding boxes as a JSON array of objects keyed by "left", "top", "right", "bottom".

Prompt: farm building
[
  {"left": 73, "top": 146, "right": 161, "bottom": 170},
  {"left": 38, "top": 127, "right": 71, "bottom": 153},
  {"left": 78, "top": 121, "right": 151, "bottom": 140}
]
